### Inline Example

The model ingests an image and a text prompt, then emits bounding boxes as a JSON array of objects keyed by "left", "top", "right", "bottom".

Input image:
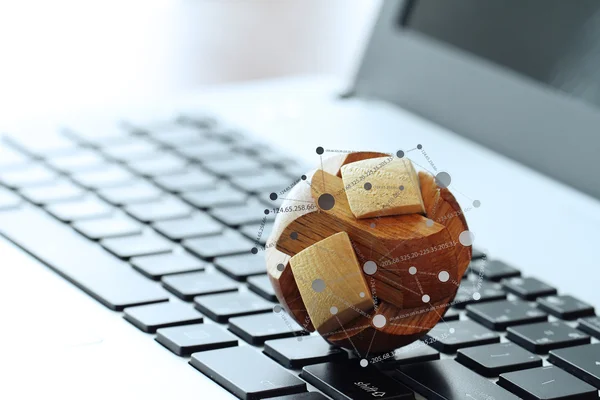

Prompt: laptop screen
[{"left": 401, "top": 0, "right": 600, "bottom": 109}]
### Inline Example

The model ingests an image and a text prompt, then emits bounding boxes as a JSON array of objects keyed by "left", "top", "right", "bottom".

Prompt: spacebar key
[
  {"left": 0, "top": 205, "right": 168, "bottom": 310},
  {"left": 390, "top": 359, "right": 520, "bottom": 400}
]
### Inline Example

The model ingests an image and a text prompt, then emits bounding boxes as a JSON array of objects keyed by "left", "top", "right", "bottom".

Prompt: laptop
[{"left": 2, "top": 0, "right": 600, "bottom": 399}]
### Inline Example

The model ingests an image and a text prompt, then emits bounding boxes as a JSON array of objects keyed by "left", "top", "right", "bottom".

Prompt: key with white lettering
[{"left": 300, "top": 361, "right": 414, "bottom": 400}]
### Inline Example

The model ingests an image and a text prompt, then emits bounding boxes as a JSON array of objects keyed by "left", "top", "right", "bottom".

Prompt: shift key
[{"left": 300, "top": 362, "right": 414, "bottom": 399}]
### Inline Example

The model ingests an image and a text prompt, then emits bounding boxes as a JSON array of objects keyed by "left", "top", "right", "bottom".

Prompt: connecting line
[
  {"left": 321, "top": 324, "right": 371, "bottom": 338},
  {"left": 365, "top": 329, "right": 378, "bottom": 360},
  {"left": 389, "top": 322, "right": 435, "bottom": 330},
  {"left": 319, "top": 155, "right": 326, "bottom": 192},
  {"left": 335, "top": 314, "right": 361, "bottom": 358},
  {"left": 377, "top": 272, "right": 421, "bottom": 297},
  {"left": 413, "top": 274, "right": 424, "bottom": 294},
  {"left": 277, "top": 197, "right": 316, "bottom": 203},
  {"left": 428, "top": 302, "right": 451, "bottom": 330}
]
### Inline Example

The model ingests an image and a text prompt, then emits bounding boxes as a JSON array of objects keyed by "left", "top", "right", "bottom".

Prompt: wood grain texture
[
  {"left": 265, "top": 152, "right": 471, "bottom": 354},
  {"left": 340, "top": 157, "right": 425, "bottom": 219},
  {"left": 289, "top": 231, "right": 374, "bottom": 335}
]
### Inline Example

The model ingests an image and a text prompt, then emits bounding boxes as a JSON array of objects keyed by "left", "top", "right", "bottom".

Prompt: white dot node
[
  {"left": 438, "top": 271, "right": 450, "bottom": 282},
  {"left": 409, "top": 266, "right": 417, "bottom": 275},
  {"left": 459, "top": 230, "right": 475, "bottom": 246},
  {"left": 360, "top": 359, "right": 368, "bottom": 367},
  {"left": 330, "top": 306, "right": 338, "bottom": 315},
  {"left": 473, "top": 292, "right": 481, "bottom": 301},
  {"left": 373, "top": 314, "right": 387, "bottom": 328},
  {"left": 449, "top": 328, "right": 456, "bottom": 334},
  {"left": 422, "top": 294, "right": 430, "bottom": 303},
  {"left": 359, "top": 292, "right": 365, "bottom": 298},
  {"left": 425, "top": 219, "right": 434, "bottom": 227},
  {"left": 363, "top": 261, "right": 377, "bottom": 275}
]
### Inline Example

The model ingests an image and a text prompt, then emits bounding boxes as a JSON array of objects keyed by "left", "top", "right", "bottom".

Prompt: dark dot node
[
  {"left": 264, "top": 209, "right": 270, "bottom": 215},
  {"left": 396, "top": 150, "right": 404, "bottom": 158},
  {"left": 364, "top": 182, "right": 372, "bottom": 190},
  {"left": 301, "top": 175, "right": 307, "bottom": 180},
  {"left": 250, "top": 247, "right": 258, "bottom": 254},
  {"left": 270, "top": 192, "right": 278, "bottom": 201},
  {"left": 316, "top": 146, "right": 324, "bottom": 155},
  {"left": 277, "top": 263, "right": 285, "bottom": 271},
  {"left": 290, "top": 232, "right": 299, "bottom": 240},
  {"left": 417, "top": 144, "right": 423, "bottom": 149},
  {"left": 318, "top": 193, "right": 335, "bottom": 210},
  {"left": 399, "top": 185, "right": 405, "bottom": 191}
]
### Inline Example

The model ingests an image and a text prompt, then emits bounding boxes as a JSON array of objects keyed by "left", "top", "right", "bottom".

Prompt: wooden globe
[{"left": 266, "top": 152, "right": 471, "bottom": 354}]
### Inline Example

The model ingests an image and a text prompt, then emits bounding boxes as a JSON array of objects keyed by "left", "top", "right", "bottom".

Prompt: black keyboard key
[
  {"left": 175, "top": 142, "right": 232, "bottom": 161},
  {"left": 230, "top": 170, "right": 289, "bottom": 194},
  {"left": 506, "top": 320, "right": 590, "bottom": 354},
  {"left": 0, "top": 145, "right": 30, "bottom": 169},
  {"left": 466, "top": 299, "right": 547, "bottom": 330},
  {"left": 390, "top": 359, "right": 519, "bottom": 399},
  {"left": 0, "top": 187, "right": 22, "bottom": 210},
  {"left": 203, "top": 156, "right": 262, "bottom": 177},
  {"left": 471, "top": 259, "right": 520, "bottom": 281},
  {"left": 101, "top": 231, "right": 173, "bottom": 258},
  {"left": 152, "top": 213, "right": 223, "bottom": 240},
  {"left": 182, "top": 184, "right": 248, "bottom": 209},
  {"left": 71, "top": 165, "right": 136, "bottom": 189},
  {"left": 45, "top": 196, "right": 114, "bottom": 222},
  {"left": 73, "top": 214, "right": 142, "bottom": 239},
  {"left": 264, "top": 336, "right": 348, "bottom": 369},
  {"left": 549, "top": 343, "right": 600, "bottom": 389},
  {"left": 0, "top": 164, "right": 58, "bottom": 188},
  {"left": 501, "top": 277, "right": 557, "bottom": 300},
  {"left": 183, "top": 230, "right": 255, "bottom": 259},
  {"left": 190, "top": 346, "right": 306, "bottom": 400},
  {"left": 376, "top": 342, "right": 440, "bottom": 370},
  {"left": 125, "top": 196, "right": 193, "bottom": 222},
  {"left": 301, "top": 362, "right": 414, "bottom": 400},
  {"left": 154, "top": 168, "right": 216, "bottom": 193},
  {"left": 127, "top": 153, "right": 187, "bottom": 177},
  {"left": 578, "top": 316, "right": 600, "bottom": 339},
  {"left": 537, "top": 295, "right": 595, "bottom": 320},
  {"left": 498, "top": 365, "right": 597, "bottom": 400},
  {"left": 229, "top": 312, "right": 308, "bottom": 345},
  {"left": 97, "top": 181, "right": 162, "bottom": 205},
  {"left": 452, "top": 280, "right": 506, "bottom": 309},
  {"left": 214, "top": 253, "right": 267, "bottom": 281},
  {"left": 269, "top": 393, "right": 327, "bottom": 400},
  {"left": 0, "top": 205, "right": 168, "bottom": 310},
  {"left": 471, "top": 247, "right": 486, "bottom": 259},
  {"left": 442, "top": 308, "right": 460, "bottom": 321},
  {"left": 130, "top": 251, "right": 205, "bottom": 280},
  {"left": 210, "top": 199, "right": 273, "bottom": 227},
  {"left": 456, "top": 342, "right": 542, "bottom": 376},
  {"left": 19, "top": 179, "right": 85, "bottom": 205},
  {"left": 424, "top": 320, "right": 500, "bottom": 353},
  {"left": 148, "top": 126, "right": 205, "bottom": 147},
  {"left": 124, "top": 301, "right": 204, "bottom": 333},
  {"left": 194, "top": 291, "right": 273, "bottom": 322},
  {"left": 101, "top": 138, "right": 161, "bottom": 161},
  {"left": 247, "top": 275, "right": 277, "bottom": 302},
  {"left": 46, "top": 150, "right": 106, "bottom": 173},
  {"left": 162, "top": 271, "right": 238, "bottom": 301},
  {"left": 156, "top": 323, "right": 238, "bottom": 356}
]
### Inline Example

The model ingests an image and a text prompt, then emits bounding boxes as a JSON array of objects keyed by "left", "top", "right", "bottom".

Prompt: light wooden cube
[
  {"left": 289, "top": 231, "right": 374, "bottom": 335},
  {"left": 340, "top": 157, "right": 425, "bottom": 219}
]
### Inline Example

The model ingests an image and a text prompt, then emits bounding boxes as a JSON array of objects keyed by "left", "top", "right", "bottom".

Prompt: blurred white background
[{"left": 0, "top": 0, "right": 380, "bottom": 120}]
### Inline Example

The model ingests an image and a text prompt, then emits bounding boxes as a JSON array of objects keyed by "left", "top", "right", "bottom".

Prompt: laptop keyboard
[{"left": 0, "top": 116, "right": 598, "bottom": 399}]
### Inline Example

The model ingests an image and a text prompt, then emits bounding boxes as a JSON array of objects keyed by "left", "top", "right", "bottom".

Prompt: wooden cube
[
  {"left": 289, "top": 231, "right": 374, "bottom": 335},
  {"left": 340, "top": 157, "right": 425, "bottom": 219}
]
